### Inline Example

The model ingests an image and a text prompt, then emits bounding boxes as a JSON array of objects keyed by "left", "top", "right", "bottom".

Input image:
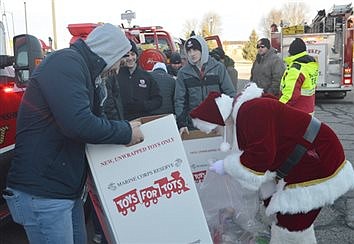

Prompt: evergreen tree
[{"left": 242, "top": 30, "right": 258, "bottom": 61}]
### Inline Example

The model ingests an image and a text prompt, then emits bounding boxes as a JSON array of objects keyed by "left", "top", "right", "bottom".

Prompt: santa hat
[
  {"left": 190, "top": 83, "right": 264, "bottom": 152},
  {"left": 190, "top": 92, "right": 234, "bottom": 151}
]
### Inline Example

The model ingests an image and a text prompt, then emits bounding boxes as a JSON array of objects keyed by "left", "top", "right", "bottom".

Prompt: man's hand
[
  {"left": 209, "top": 160, "right": 225, "bottom": 175},
  {"left": 179, "top": 127, "right": 189, "bottom": 136},
  {"left": 126, "top": 121, "right": 144, "bottom": 146}
]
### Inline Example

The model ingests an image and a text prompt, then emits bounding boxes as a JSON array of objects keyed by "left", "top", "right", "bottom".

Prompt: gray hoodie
[
  {"left": 85, "top": 23, "right": 131, "bottom": 72},
  {"left": 174, "top": 35, "right": 236, "bottom": 129}
]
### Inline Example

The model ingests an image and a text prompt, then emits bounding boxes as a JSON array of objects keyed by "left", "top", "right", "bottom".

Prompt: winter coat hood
[
  {"left": 185, "top": 35, "right": 209, "bottom": 66},
  {"left": 85, "top": 23, "right": 131, "bottom": 72},
  {"left": 284, "top": 51, "right": 316, "bottom": 66}
]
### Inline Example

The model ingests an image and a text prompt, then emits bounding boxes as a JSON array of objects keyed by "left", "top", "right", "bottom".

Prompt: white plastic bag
[{"left": 199, "top": 170, "right": 265, "bottom": 243}]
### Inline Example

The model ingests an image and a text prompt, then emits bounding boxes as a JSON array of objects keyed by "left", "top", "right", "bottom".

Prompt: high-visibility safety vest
[{"left": 279, "top": 51, "right": 319, "bottom": 114}]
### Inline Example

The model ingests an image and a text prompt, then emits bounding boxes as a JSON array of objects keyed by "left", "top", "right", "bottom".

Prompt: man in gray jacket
[
  {"left": 175, "top": 35, "right": 236, "bottom": 130},
  {"left": 250, "top": 38, "right": 285, "bottom": 97}
]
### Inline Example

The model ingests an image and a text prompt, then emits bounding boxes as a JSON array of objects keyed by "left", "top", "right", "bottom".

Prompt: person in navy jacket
[{"left": 3, "top": 23, "right": 144, "bottom": 244}]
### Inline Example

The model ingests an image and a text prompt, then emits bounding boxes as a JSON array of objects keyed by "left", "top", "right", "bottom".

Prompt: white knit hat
[
  {"left": 85, "top": 23, "right": 131, "bottom": 72},
  {"left": 152, "top": 62, "right": 167, "bottom": 72}
]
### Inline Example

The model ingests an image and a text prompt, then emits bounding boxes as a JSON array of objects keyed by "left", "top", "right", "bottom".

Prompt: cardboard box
[
  {"left": 85, "top": 114, "right": 212, "bottom": 244},
  {"left": 182, "top": 130, "right": 231, "bottom": 189}
]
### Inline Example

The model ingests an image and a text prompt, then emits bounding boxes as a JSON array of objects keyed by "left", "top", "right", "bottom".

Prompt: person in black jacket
[
  {"left": 3, "top": 23, "right": 144, "bottom": 244},
  {"left": 106, "top": 40, "right": 162, "bottom": 121},
  {"left": 167, "top": 52, "right": 183, "bottom": 78},
  {"left": 150, "top": 62, "right": 175, "bottom": 115}
]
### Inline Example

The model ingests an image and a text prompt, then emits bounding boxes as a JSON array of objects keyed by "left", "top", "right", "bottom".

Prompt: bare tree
[
  {"left": 283, "top": 2, "right": 309, "bottom": 26},
  {"left": 182, "top": 19, "right": 199, "bottom": 39},
  {"left": 261, "top": 9, "right": 282, "bottom": 37},
  {"left": 260, "top": 2, "right": 310, "bottom": 37}
]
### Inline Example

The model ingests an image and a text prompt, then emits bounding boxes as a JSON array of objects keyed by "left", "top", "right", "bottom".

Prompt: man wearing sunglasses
[{"left": 250, "top": 38, "right": 285, "bottom": 97}]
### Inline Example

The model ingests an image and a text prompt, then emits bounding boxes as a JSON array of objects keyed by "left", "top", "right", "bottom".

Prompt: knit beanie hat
[
  {"left": 85, "top": 23, "right": 131, "bottom": 72},
  {"left": 129, "top": 39, "right": 139, "bottom": 56},
  {"left": 185, "top": 38, "right": 202, "bottom": 52},
  {"left": 258, "top": 38, "right": 271, "bottom": 49},
  {"left": 170, "top": 52, "right": 182, "bottom": 64},
  {"left": 152, "top": 62, "right": 167, "bottom": 72},
  {"left": 289, "top": 38, "right": 306, "bottom": 55}
]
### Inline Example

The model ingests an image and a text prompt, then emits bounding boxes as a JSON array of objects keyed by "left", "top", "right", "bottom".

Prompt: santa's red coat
[{"left": 224, "top": 95, "right": 354, "bottom": 216}]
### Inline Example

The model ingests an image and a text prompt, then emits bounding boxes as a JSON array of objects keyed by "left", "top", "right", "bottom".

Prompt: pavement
[{"left": 311, "top": 90, "right": 354, "bottom": 244}]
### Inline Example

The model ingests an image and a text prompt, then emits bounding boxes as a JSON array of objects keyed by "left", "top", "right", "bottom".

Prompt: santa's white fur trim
[
  {"left": 220, "top": 141, "right": 231, "bottom": 152},
  {"left": 232, "top": 82, "right": 263, "bottom": 121},
  {"left": 192, "top": 94, "right": 233, "bottom": 134},
  {"left": 223, "top": 151, "right": 276, "bottom": 191},
  {"left": 219, "top": 126, "right": 231, "bottom": 152},
  {"left": 270, "top": 224, "right": 316, "bottom": 244},
  {"left": 266, "top": 160, "right": 354, "bottom": 216},
  {"left": 215, "top": 94, "right": 234, "bottom": 122},
  {"left": 192, "top": 118, "right": 218, "bottom": 134},
  {"left": 231, "top": 83, "right": 263, "bottom": 150}
]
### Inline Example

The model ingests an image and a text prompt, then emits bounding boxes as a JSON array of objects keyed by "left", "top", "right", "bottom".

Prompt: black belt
[{"left": 276, "top": 116, "right": 321, "bottom": 181}]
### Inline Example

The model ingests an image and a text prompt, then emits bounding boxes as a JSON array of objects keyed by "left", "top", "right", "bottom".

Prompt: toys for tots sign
[
  {"left": 114, "top": 170, "right": 190, "bottom": 216},
  {"left": 86, "top": 115, "right": 212, "bottom": 243}
]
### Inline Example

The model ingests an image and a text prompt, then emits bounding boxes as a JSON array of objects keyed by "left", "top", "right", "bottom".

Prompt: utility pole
[
  {"left": 24, "top": 1, "right": 28, "bottom": 34},
  {"left": 51, "top": 0, "right": 57, "bottom": 49},
  {"left": 209, "top": 17, "right": 214, "bottom": 35},
  {"left": 2, "top": 11, "right": 15, "bottom": 37}
]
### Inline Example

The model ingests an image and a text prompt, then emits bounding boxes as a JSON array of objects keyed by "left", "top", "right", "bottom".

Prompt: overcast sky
[{"left": 1, "top": 0, "right": 350, "bottom": 49}]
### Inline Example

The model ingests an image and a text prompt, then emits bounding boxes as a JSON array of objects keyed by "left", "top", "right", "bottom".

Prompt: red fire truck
[
  {"left": 0, "top": 31, "right": 43, "bottom": 225},
  {"left": 67, "top": 23, "right": 223, "bottom": 71},
  {"left": 271, "top": 3, "right": 354, "bottom": 98},
  {"left": 67, "top": 23, "right": 181, "bottom": 71}
]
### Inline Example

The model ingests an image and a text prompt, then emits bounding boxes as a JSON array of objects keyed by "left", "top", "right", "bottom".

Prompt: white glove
[
  {"left": 259, "top": 180, "right": 276, "bottom": 199},
  {"left": 179, "top": 127, "right": 189, "bottom": 136},
  {"left": 209, "top": 160, "right": 225, "bottom": 175}
]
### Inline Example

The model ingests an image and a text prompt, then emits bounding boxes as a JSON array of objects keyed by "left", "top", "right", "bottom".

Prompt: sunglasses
[{"left": 257, "top": 45, "right": 266, "bottom": 49}]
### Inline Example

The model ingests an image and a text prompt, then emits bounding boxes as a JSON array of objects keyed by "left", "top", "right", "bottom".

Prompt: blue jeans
[{"left": 3, "top": 187, "right": 87, "bottom": 244}]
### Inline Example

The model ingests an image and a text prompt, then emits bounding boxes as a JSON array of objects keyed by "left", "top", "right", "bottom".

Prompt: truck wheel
[{"left": 328, "top": 91, "right": 346, "bottom": 99}]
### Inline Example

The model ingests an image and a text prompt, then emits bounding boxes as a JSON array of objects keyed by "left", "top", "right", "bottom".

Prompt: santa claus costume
[{"left": 190, "top": 83, "right": 354, "bottom": 243}]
